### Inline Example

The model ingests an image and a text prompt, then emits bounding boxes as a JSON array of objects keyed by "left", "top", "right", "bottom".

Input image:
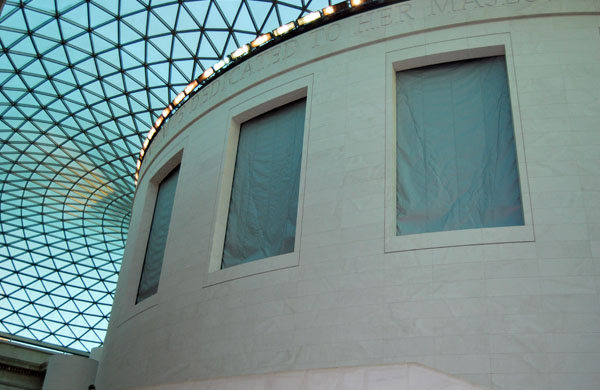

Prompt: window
[
  {"left": 136, "top": 165, "right": 180, "bottom": 303},
  {"left": 395, "top": 56, "right": 524, "bottom": 236},
  {"left": 221, "top": 99, "right": 306, "bottom": 269}
]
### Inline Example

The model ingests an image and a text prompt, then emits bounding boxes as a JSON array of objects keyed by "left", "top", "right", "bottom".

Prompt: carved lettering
[
  {"left": 209, "top": 80, "right": 220, "bottom": 98},
  {"left": 228, "top": 66, "right": 241, "bottom": 85},
  {"left": 380, "top": 8, "right": 393, "bottom": 26},
  {"left": 284, "top": 40, "right": 297, "bottom": 59},
  {"left": 253, "top": 53, "right": 266, "bottom": 73},
  {"left": 358, "top": 13, "right": 372, "bottom": 33},
  {"left": 207, "top": 39, "right": 298, "bottom": 88},
  {"left": 464, "top": 0, "right": 484, "bottom": 9},
  {"left": 432, "top": 0, "right": 544, "bottom": 14},
  {"left": 326, "top": 24, "right": 341, "bottom": 41},
  {"left": 187, "top": 93, "right": 200, "bottom": 112},
  {"left": 271, "top": 46, "right": 281, "bottom": 64},
  {"left": 355, "top": 4, "right": 414, "bottom": 33},
  {"left": 171, "top": 106, "right": 183, "bottom": 127},
  {"left": 241, "top": 61, "right": 252, "bottom": 80},
  {"left": 161, "top": 120, "right": 169, "bottom": 138},
  {"left": 310, "top": 23, "right": 341, "bottom": 47},
  {"left": 196, "top": 87, "right": 209, "bottom": 107},
  {"left": 309, "top": 29, "right": 321, "bottom": 48},
  {"left": 396, "top": 4, "right": 414, "bottom": 21},
  {"left": 432, "top": 0, "right": 450, "bottom": 14}
]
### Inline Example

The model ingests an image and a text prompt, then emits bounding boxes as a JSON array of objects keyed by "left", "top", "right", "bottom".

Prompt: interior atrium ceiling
[{"left": 0, "top": 0, "right": 328, "bottom": 352}]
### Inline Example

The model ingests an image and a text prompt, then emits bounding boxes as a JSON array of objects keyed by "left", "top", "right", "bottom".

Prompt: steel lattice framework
[{"left": 0, "top": 0, "right": 329, "bottom": 352}]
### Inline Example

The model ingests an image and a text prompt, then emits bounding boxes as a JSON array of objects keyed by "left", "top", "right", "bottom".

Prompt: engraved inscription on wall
[
  {"left": 431, "top": 0, "right": 544, "bottom": 14},
  {"left": 173, "top": 0, "right": 556, "bottom": 135},
  {"left": 356, "top": 3, "right": 415, "bottom": 33}
]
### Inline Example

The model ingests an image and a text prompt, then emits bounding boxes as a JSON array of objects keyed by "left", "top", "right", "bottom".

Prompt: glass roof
[{"left": 0, "top": 0, "right": 330, "bottom": 352}]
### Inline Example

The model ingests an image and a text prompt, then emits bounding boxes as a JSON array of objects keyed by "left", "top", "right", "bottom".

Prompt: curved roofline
[{"left": 135, "top": 0, "right": 409, "bottom": 185}]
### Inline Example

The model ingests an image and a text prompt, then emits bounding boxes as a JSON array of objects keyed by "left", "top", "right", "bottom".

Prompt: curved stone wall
[{"left": 96, "top": 1, "right": 600, "bottom": 389}]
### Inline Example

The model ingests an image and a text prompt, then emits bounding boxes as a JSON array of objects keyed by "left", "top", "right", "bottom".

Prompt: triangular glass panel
[
  {"left": 147, "top": 12, "right": 171, "bottom": 37},
  {"left": 247, "top": 1, "right": 273, "bottom": 30},
  {"left": 122, "top": 40, "right": 145, "bottom": 65},
  {"left": 152, "top": 4, "right": 179, "bottom": 30},
  {"left": 204, "top": 30, "right": 229, "bottom": 57},
  {"left": 98, "top": 48, "right": 120, "bottom": 69},
  {"left": 90, "top": 32, "right": 115, "bottom": 54},
  {"left": 172, "top": 59, "right": 194, "bottom": 81},
  {"left": 176, "top": 7, "right": 199, "bottom": 31},
  {"left": 93, "top": 22, "right": 119, "bottom": 44},
  {"left": 205, "top": 2, "right": 227, "bottom": 29},
  {"left": 277, "top": 4, "right": 303, "bottom": 24},
  {"left": 69, "top": 33, "right": 93, "bottom": 55},
  {"left": 146, "top": 41, "right": 168, "bottom": 64},
  {"left": 58, "top": 19, "right": 86, "bottom": 41},
  {"left": 1, "top": 8, "right": 28, "bottom": 31},
  {"left": 121, "top": 16, "right": 147, "bottom": 40},
  {"left": 182, "top": 1, "right": 210, "bottom": 25},
  {"left": 171, "top": 37, "right": 193, "bottom": 60},
  {"left": 1, "top": 30, "right": 26, "bottom": 47},
  {"left": 261, "top": 10, "right": 281, "bottom": 32},
  {"left": 307, "top": 0, "right": 330, "bottom": 11},
  {"left": 35, "top": 20, "right": 62, "bottom": 41},
  {"left": 89, "top": 3, "right": 116, "bottom": 27},
  {"left": 219, "top": 0, "right": 242, "bottom": 26},
  {"left": 61, "top": 4, "right": 89, "bottom": 30},
  {"left": 233, "top": 4, "right": 256, "bottom": 34},
  {"left": 119, "top": 1, "right": 145, "bottom": 17},
  {"left": 66, "top": 45, "right": 89, "bottom": 64},
  {"left": 12, "top": 37, "right": 37, "bottom": 57}
]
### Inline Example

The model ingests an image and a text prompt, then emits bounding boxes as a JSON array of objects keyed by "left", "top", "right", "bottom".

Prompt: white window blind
[
  {"left": 396, "top": 56, "right": 524, "bottom": 235},
  {"left": 222, "top": 99, "right": 306, "bottom": 268},
  {"left": 136, "top": 165, "right": 179, "bottom": 303}
]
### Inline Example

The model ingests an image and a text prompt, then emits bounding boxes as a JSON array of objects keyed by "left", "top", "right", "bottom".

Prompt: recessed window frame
[
  {"left": 205, "top": 75, "right": 313, "bottom": 286},
  {"left": 121, "top": 145, "right": 184, "bottom": 322},
  {"left": 136, "top": 163, "right": 180, "bottom": 304},
  {"left": 384, "top": 35, "right": 534, "bottom": 253}
]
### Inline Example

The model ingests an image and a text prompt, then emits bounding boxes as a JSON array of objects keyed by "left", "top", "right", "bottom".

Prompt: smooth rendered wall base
[{"left": 134, "top": 363, "right": 488, "bottom": 390}]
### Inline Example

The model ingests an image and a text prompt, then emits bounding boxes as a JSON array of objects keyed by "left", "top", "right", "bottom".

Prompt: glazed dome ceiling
[{"left": 0, "top": 0, "right": 329, "bottom": 352}]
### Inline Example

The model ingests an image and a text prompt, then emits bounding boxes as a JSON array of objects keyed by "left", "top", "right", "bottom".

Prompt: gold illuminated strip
[
  {"left": 200, "top": 67, "right": 214, "bottom": 81},
  {"left": 298, "top": 11, "right": 321, "bottom": 25},
  {"left": 231, "top": 44, "right": 250, "bottom": 59},
  {"left": 184, "top": 80, "right": 198, "bottom": 94},
  {"left": 213, "top": 57, "right": 230, "bottom": 71},
  {"left": 161, "top": 104, "right": 172, "bottom": 118},
  {"left": 251, "top": 33, "right": 272, "bottom": 48},
  {"left": 273, "top": 22, "right": 296, "bottom": 36},
  {"left": 173, "top": 91, "right": 185, "bottom": 106}
]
